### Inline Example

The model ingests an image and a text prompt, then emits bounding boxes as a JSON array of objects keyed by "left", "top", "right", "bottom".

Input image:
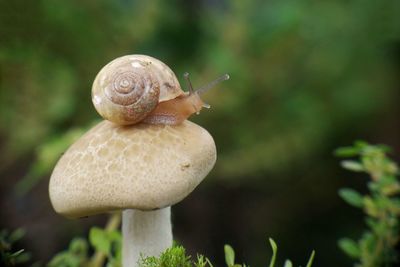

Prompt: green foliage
[
  {"left": 305, "top": 251, "right": 315, "bottom": 267},
  {"left": 336, "top": 141, "right": 400, "bottom": 267},
  {"left": 223, "top": 244, "right": 243, "bottom": 267},
  {"left": 48, "top": 213, "right": 121, "bottom": 267},
  {"left": 268, "top": 238, "right": 277, "bottom": 267},
  {"left": 89, "top": 227, "right": 121, "bottom": 267},
  {"left": 139, "top": 246, "right": 210, "bottom": 267},
  {"left": 224, "top": 245, "right": 235, "bottom": 266},
  {"left": 0, "top": 229, "right": 31, "bottom": 267},
  {"left": 48, "top": 238, "right": 89, "bottom": 267},
  {"left": 139, "top": 238, "right": 314, "bottom": 267},
  {"left": 263, "top": 239, "right": 314, "bottom": 267},
  {"left": 222, "top": 238, "right": 315, "bottom": 267},
  {"left": 338, "top": 188, "right": 364, "bottom": 208},
  {"left": 338, "top": 238, "right": 360, "bottom": 259},
  {"left": 47, "top": 218, "right": 314, "bottom": 267}
]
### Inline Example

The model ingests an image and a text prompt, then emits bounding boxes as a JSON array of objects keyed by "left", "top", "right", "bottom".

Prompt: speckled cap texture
[{"left": 49, "top": 120, "right": 216, "bottom": 218}]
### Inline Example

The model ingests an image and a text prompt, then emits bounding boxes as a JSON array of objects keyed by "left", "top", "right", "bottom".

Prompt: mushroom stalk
[{"left": 122, "top": 207, "right": 172, "bottom": 267}]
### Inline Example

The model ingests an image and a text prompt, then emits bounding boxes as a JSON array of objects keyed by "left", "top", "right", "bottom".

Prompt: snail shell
[{"left": 92, "top": 55, "right": 184, "bottom": 125}]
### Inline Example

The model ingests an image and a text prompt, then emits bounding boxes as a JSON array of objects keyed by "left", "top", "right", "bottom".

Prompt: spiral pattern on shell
[
  {"left": 105, "top": 69, "right": 157, "bottom": 107},
  {"left": 92, "top": 57, "right": 162, "bottom": 125}
]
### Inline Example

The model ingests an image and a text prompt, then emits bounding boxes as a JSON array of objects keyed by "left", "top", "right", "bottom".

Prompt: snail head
[{"left": 183, "top": 72, "right": 230, "bottom": 114}]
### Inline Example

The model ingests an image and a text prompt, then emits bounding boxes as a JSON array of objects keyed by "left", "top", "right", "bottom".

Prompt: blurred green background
[{"left": 1, "top": 0, "right": 400, "bottom": 266}]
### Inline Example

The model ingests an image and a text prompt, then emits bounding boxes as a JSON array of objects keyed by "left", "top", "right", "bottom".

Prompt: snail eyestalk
[
  {"left": 195, "top": 73, "right": 230, "bottom": 95},
  {"left": 184, "top": 72, "right": 210, "bottom": 112},
  {"left": 184, "top": 72, "right": 229, "bottom": 111},
  {"left": 183, "top": 72, "right": 195, "bottom": 94}
]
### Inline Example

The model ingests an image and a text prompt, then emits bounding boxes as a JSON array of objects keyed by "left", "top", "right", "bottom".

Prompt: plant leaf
[
  {"left": 9, "top": 228, "right": 25, "bottom": 243},
  {"left": 283, "top": 260, "right": 293, "bottom": 267},
  {"left": 341, "top": 160, "right": 364, "bottom": 172},
  {"left": 339, "top": 188, "right": 364, "bottom": 208},
  {"left": 335, "top": 147, "right": 361, "bottom": 157},
  {"left": 9, "top": 249, "right": 25, "bottom": 258},
  {"left": 268, "top": 238, "right": 277, "bottom": 267},
  {"left": 338, "top": 238, "right": 360, "bottom": 259},
  {"left": 305, "top": 250, "right": 315, "bottom": 267},
  {"left": 224, "top": 245, "right": 235, "bottom": 266},
  {"left": 89, "top": 227, "right": 110, "bottom": 254}
]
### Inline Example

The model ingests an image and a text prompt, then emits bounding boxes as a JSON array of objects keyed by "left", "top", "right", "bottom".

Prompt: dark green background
[{"left": 1, "top": 0, "right": 400, "bottom": 266}]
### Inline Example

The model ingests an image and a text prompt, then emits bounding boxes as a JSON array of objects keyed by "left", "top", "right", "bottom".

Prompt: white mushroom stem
[{"left": 122, "top": 207, "right": 173, "bottom": 267}]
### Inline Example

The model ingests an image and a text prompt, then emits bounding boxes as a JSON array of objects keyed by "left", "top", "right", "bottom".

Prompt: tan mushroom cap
[{"left": 49, "top": 120, "right": 216, "bottom": 218}]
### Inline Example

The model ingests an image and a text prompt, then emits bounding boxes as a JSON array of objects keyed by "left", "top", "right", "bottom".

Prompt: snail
[{"left": 92, "top": 55, "right": 229, "bottom": 125}]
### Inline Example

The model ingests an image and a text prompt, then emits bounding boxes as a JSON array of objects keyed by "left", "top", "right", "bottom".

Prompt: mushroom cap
[{"left": 49, "top": 120, "right": 216, "bottom": 218}]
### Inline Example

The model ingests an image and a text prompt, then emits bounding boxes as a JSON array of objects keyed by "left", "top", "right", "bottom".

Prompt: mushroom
[
  {"left": 49, "top": 55, "right": 227, "bottom": 267},
  {"left": 49, "top": 120, "right": 216, "bottom": 267}
]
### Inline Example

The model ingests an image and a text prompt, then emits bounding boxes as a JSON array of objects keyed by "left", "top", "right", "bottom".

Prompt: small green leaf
[
  {"left": 338, "top": 238, "right": 360, "bottom": 259},
  {"left": 339, "top": 188, "right": 364, "bottom": 208},
  {"left": 268, "top": 238, "right": 277, "bottom": 267},
  {"left": 9, "top": 228, "right": 25, "bottom": 243},
  {"left": 381, "top": 181, "right": 400, "bottom": 196},
  {"left": 376, "top": 144, "right": 392, "bottom": 153},
  {"left": 89, "top": 227, "right": 110, "bottom": 254},
  {"left": 364, "top": 196, "right": 379, "bottom": 217},
  {"left": 341, "top": 160, "right": 365, "bottom": 172},
  {"left": 335, "top": 147, "right": 361, "bottom": 157},
  {"left": 14, "top": 251, "right": 31, "bottom": 264},
  {"left": 69, "top": 238, "right": 88, "bottom": 255},
  {"left": 224, "top": 245, "right": 235, "bottom": 266},
  {"left": 107, "top": 229, "right": 122, "bottom": 242},
  {"left": 9, "top": 249, "right": 25, "bottom": 258},
  {"left": 195, "top": 255, "right": 212, "bottom": 267},
  {"left": 354, "top": 140, "right": 368, "bottom": 149},
  {"left": 283, "top": 260, "right": 293, "bottom": 267},
  {"left": 305, "top": 250, "right": 315, "bottom": 267}
]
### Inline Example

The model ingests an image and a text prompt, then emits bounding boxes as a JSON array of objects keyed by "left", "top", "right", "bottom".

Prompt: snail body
[
  {"left": 142, "top": 91, "right": 205, "bottom": 125},
  {"left": 92, "top": 55, "right": 228, "bottom": 126}
]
